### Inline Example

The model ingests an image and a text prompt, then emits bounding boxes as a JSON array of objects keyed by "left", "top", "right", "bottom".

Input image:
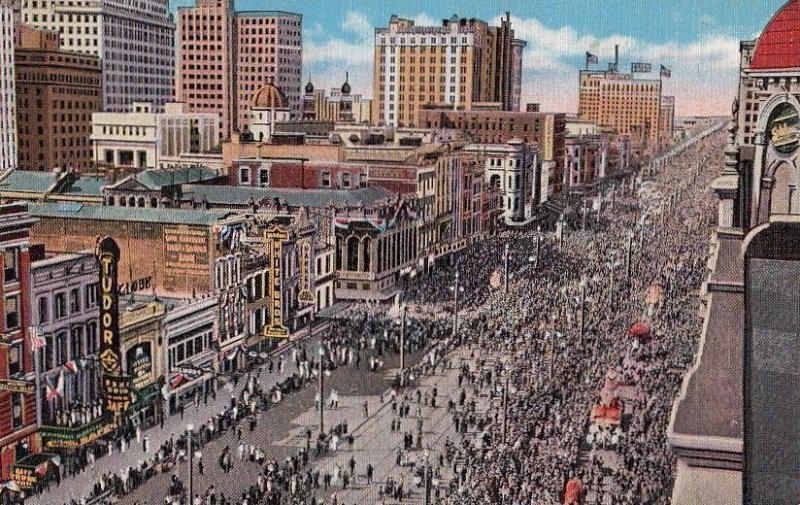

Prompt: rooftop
[
  {"left": 29, "top": 201, "right": 238, "bottom": 226},
  {"left": 751, "top": 0, "right": 800, "bottom": 71},
  {"left": 182, "top": 185, "right": 394, "bottom": 208},
  {"left": 107, "top": 167, "right": 220, "bottom": 191}
]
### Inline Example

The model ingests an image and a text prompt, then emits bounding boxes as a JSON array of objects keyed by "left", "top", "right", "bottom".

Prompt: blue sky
[{"left": 172, "top": 0, "right": 785, "bottom": 115}]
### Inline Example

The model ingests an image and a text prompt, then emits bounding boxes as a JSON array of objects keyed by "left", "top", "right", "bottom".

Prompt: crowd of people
[{"left": 33, "top": 120, "right": 725, "bottom": 505}]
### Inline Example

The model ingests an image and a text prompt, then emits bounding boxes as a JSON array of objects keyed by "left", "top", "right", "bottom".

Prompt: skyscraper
[
  {"left": 373, "top": 14, "right": 526, "bottom": 127},
  {"left": 0, "top": 0, "right": 16, "bottom": 173},
  {"left": 176, "top": 0, "right": 302, "bottom": 140},
  {"left": 17, "top": 0, "right": 175, "bottom": 112}
]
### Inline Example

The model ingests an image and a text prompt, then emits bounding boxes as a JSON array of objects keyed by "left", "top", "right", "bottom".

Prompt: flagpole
[{"left": 32, "top": 327, "right": 43, "bottom": 427}]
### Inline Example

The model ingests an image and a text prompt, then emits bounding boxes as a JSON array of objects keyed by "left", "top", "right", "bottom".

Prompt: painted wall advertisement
[{"left": 96, "top": 236, "right": 132, "bottom": 413}]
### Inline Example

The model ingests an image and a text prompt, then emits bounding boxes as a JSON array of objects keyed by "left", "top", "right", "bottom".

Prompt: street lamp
[
  {"left": 625, "top": 229, "right": 634, "bottom": 281},
  {"left": 503, "top": 242, "right": 510, "bottom": 294},
  {"left": 186, "top": 423, "right": 194, "bottom": 502},
  {"left": 533, "top": 225, "right": 541, "bottom": 270},
  {"left": 579, "top": 275, "right": 587, "bottom": 342},
  {"left": 318, "top": 346, "right": 325, "bottom": 435},
  {"left": 450, "top": 271, "right": 463, "bottom": 337},
  {"left": 399, "top": 303, "right": 407, "bottom": 371}
]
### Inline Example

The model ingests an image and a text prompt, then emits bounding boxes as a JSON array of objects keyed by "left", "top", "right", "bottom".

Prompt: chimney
[{"left": 615, "top": 44, "right": 619, "bottom": 67}]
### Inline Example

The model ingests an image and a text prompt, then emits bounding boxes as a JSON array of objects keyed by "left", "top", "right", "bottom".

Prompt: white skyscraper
[
  {"left": 18, "top": 0, "right": 175, "bottom": 112},
  {"left": 0, "top": 0, "right": 16, "bottom": 173}
]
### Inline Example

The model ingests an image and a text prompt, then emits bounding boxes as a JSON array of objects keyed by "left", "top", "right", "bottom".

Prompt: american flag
[{"left": 28, "top": 326, "right": 45, "bottom": 352}]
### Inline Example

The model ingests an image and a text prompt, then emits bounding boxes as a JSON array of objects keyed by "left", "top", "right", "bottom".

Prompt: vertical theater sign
[
  {"left": 262, "top": 226, "right": 289, "bottom": 338},
  {"left": 96, "top": 237, "right": 132, "bottom": 414}
]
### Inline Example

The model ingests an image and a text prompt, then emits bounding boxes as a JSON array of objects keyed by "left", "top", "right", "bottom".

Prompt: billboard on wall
[{"left": 95, "top": 236, "right": 132, "bottom": 413}]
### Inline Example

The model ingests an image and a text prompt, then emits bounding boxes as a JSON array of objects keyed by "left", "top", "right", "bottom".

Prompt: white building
[
  {"left": 464, "top": 139, "right": 538, "bottom": 223},
  {"left": 0, "top": 1, "right": 16, "bottom": 173},
  {"left": 91, "top": 102, "right": 219, "bottom": 171},
  {"left": 249, "top": 83, "right": 291, "bottom": 143},
  {"left": 17, "top": 0, "right": 175, "bottom": 112}
]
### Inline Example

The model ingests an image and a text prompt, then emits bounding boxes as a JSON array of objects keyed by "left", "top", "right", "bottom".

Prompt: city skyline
[{"left": 172, "top": 0, "right": 783, "bottom": 116}]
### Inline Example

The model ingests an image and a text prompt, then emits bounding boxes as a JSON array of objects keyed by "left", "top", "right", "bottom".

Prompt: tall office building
[
  {"left": 17, "top": 0, "right": 175, "bottom": 112},
  {"left": 15, "top": 25, "right": 102, "bottom": 171},
  {"left": 578, "top": 69, "right": 665, "bottom": 148},
  {"left": 0, "top": 0, "right": 16, "bottom": 173},
  {"left": 177, "top": 0, "right": 302, "bottom": 140},
  {"left": 373, "top": 14, "right": 526, "bottom": 127}
]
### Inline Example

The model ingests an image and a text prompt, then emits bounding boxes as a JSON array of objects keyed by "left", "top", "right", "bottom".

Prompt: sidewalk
[{"left": 27, "top": 335, "right": 315, "bottom": 505}]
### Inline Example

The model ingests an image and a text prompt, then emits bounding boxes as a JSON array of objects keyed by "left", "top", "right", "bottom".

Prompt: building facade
[
  {"left": 17, "top": 0, "right": 175, "bottom": 112},
  {"left": 15, "top": 24, "right": 102, "bottom": 172},
  {"left": 176, "top": 0, "right": 302, "bottom": 140},
  {"left": 659, "top": 95, "right": 676, "bottom": 150},
  {"left": 301, "top": 77, "right": 372, "bottom": 124},
  {"left": 578, "top": 69, "right": 666, "bottom": 150},
  {"left": 373, "top": 14, "right": 526, "bottom": 127},
  {"left": 30, "top": 251, "right": 107, "bottom": 464},
  {"left": 0, "top": 0, "right": 17, "bottom": 173},
  {"left": 0, "top": 203, "right": 37, "bottom": 481},
  {"left": 91, "top": 102, "right": 219, "bottom": 173}
]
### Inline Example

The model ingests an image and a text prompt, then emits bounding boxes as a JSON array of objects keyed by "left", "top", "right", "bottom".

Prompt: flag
[
  {"left": 34, "top": 461, "right": 48, "bottom": 476},
  {"left": 660, "top": 65, "right": 671, "bottom": 78},
  {"left": 63, "top": 360, "right": 78, "bottom": 373},
  {"left": 45, "top": 371, "right": 64, "bottom": 401},
  {"left": 586, "top": 52, "right": 598, "bottom": 64},
  {"left": 28, "top": 326, "right": 45, "bottom": 353}
]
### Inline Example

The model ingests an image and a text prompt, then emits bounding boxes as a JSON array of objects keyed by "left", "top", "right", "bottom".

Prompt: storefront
[{"left": 39, "top": 415, "right": 115, "bottom": 474}]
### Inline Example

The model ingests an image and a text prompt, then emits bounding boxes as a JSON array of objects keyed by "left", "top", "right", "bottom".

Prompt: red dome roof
[{"left": 751, "top": 0, "right": 800, "bottom": 70}]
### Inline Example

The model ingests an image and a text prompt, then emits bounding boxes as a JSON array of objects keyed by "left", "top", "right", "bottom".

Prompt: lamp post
[
  {"left": 581, "top": 197, "right": 588, "bottom": 231},
  {"left": 186, "top": 423, "right": 194, "bottom": 502},
  {"left": 318, "top": 346, "right": 325, "bottom": 435},
  {"left": 502, "top": 373, "right": 510, "bottom": 444},
  {"left": 534, "top": 225, "right": 541, "bottom": 269},
  {"left": 503, "top": 242, "right": 510, "bottom": 294},
  {"left": 625, "top": 229, "right": 634, "bottom": 281},
  {"left": 557, "top": 214, "right": 565, "bottom": 252},
  {"left": 579, "top": 275, "right": 587, "bottom": 342},
  {"left": 400, "top": 303, "right": 407, "bottom": 371},
  {"left": 423, "top": 448, "right": 431, "bottom": 505},
  {"left": 452, "top": 270, "right": 460, "bottom": 336}
]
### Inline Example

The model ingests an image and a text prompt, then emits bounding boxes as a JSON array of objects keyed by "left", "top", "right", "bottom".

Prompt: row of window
[{"left": 36, "top": 284, "right": 98, "bottom": 324}]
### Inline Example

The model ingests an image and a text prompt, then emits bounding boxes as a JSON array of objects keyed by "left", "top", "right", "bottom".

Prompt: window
[
  {"left": 5, "top": 296, "right": 19, "bottom": 330},
  {"left": 38, "top": 297, "right": 48, "bottom": 323},
  {"left": 54, "top": 293, "right": 66, "bottom": 319},
  {"left": 3, "top": 248, "right": 18, "bottom": 282},
  {"left": 85, "top": 283, "right": 98, "bottom": 308},
  {"left": 11, "top": 394, "right": 23, "bottom": 429},
  {"left": 259, "top": 168, "right": 269, "bottom": 186},
  {"left": 8, "top": 343, "right": 21, "bottom": 376},
  {"left": 239, "top": 167, "right": 250, "bottom": 184},
  {"left": 69, "top": 288, "right": 81, "bottom": 314}
]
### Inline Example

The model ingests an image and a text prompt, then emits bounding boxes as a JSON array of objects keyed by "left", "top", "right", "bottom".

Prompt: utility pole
[
  {"left": 626, "top": 230, "right": 634, "bottom": 281},
  {"left": 187, "top": 424, "right": 194, "bottom": 502},
  {"left": 579, "top": 276, "right": 587, "bottom": 343},
  {"left": 318, "top": 346, "right": 325, "bottom": 435},
  {"left": 400, "top": 304, "right": 407, "bottom": 371},
  {"left": 582, "top": 197, "right": 587, "bottom": 231},
  {"left": 502, "top": 374, "right": 510, "bottom": 444},
  {"left": 452, "top": 270, "right": 460, "bottom": 336},
  {"left": 503, "top": 242, "right": 510, "bottom": 294}
]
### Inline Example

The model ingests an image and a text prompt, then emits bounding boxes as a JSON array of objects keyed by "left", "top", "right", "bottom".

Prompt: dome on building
[
  {"left": 252, "top": 83, "right": 288, "bottom": 109},
  {"left": 751, "top": 0, "right": 800, "bottom": 70},
  {"left": 305, "top": 80, "right": 314, "bottom": 94},
  {"left": 341, "top": 72, "right": 351, "bottom": 95}
]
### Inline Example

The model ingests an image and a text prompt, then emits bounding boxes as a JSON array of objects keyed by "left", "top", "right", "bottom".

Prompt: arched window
[
  {"left": 128, "top": 196, "right": 136, "bottom": 207},
  {"left": 119, "top": 196, "right": 127, "bottom": 207},
  {"left": 106, "top": 197, "right": 115, "bottom": 206},
  {"left": 137, "top": 197, "right": 145, "bottom": 207},
  {"left": 347, "top": 236, "right": 359, "bottom": 271},
  {"left": 150, "top": 197, "right": 158, "bottom": 208},
  {"left": 362, "top": 237, "right": 372, "bottom": 271}
]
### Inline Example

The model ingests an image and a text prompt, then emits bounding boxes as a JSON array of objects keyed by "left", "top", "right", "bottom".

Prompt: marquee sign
[
  {"left": 298, "top": 241, "right": 314, "bottom": 304},
  {"left": 95, "top": 237, "right": 131, "bottom": 413},
  {"left": 0, "top": 379, "right": 35, "bottom": 394},
  {"left": 262, "top": 227, "right": 290, "bottom": 338}
]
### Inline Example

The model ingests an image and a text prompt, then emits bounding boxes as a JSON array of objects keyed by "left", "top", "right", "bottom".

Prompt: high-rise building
[
  {"left": 0, "top": 0, "right": 16, "bottom": 173},
  {"left": 659, "top": 95, "right": 675, "bottom": 149},
  {"left": 14, "top": 24, "right": 102, "bottom": 171},
  {"left": 373, "top": 14, "right": 526, "bottom": 127},
  {"left": 578, "top": 69, "right": 666, "bottom": 149},
  {"left": 176, "top": 0, "right": 302, "bottom": 140},
  {"left": 17, "top": 0, "right": 175, "bottom": 112}
]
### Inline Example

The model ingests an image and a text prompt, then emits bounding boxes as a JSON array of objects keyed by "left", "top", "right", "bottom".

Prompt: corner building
[{"left": 373, "top": 14, "right": 526, "bottom": 127}]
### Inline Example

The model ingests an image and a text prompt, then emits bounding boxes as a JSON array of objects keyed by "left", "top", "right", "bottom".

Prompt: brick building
[
  {"left": 373, "top": 14, "right": 526, "bottom": 127},
  {"left": 0, "top": 203, "right": 37, "bottom": 481},
  {"left": 14, "top": 24, "right": 101, "bottom": 172}
]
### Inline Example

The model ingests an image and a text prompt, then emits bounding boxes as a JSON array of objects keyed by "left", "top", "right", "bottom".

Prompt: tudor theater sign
[{"left": 96, "top": 237, "right": 132, "bottom": 413}]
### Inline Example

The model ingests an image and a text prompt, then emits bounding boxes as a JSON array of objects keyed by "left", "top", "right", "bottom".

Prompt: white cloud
[{"left": 341, "top": 11, "right": 372, "bottom": 40}]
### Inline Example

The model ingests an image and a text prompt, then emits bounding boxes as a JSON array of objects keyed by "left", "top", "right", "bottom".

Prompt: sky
[{"left": 172, "top": 0, "right": 786, "bottom": 116}]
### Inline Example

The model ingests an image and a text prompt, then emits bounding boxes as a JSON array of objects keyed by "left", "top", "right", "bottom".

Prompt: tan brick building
[
  {"left": 578, "top": 69, "right": 670, "bottom": 150},
  {"left": 373, "top": 14, "right": 526, "bottom": 127},
  {"left": 14, "top": 24, "right": 101, "bottom": 171}
]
